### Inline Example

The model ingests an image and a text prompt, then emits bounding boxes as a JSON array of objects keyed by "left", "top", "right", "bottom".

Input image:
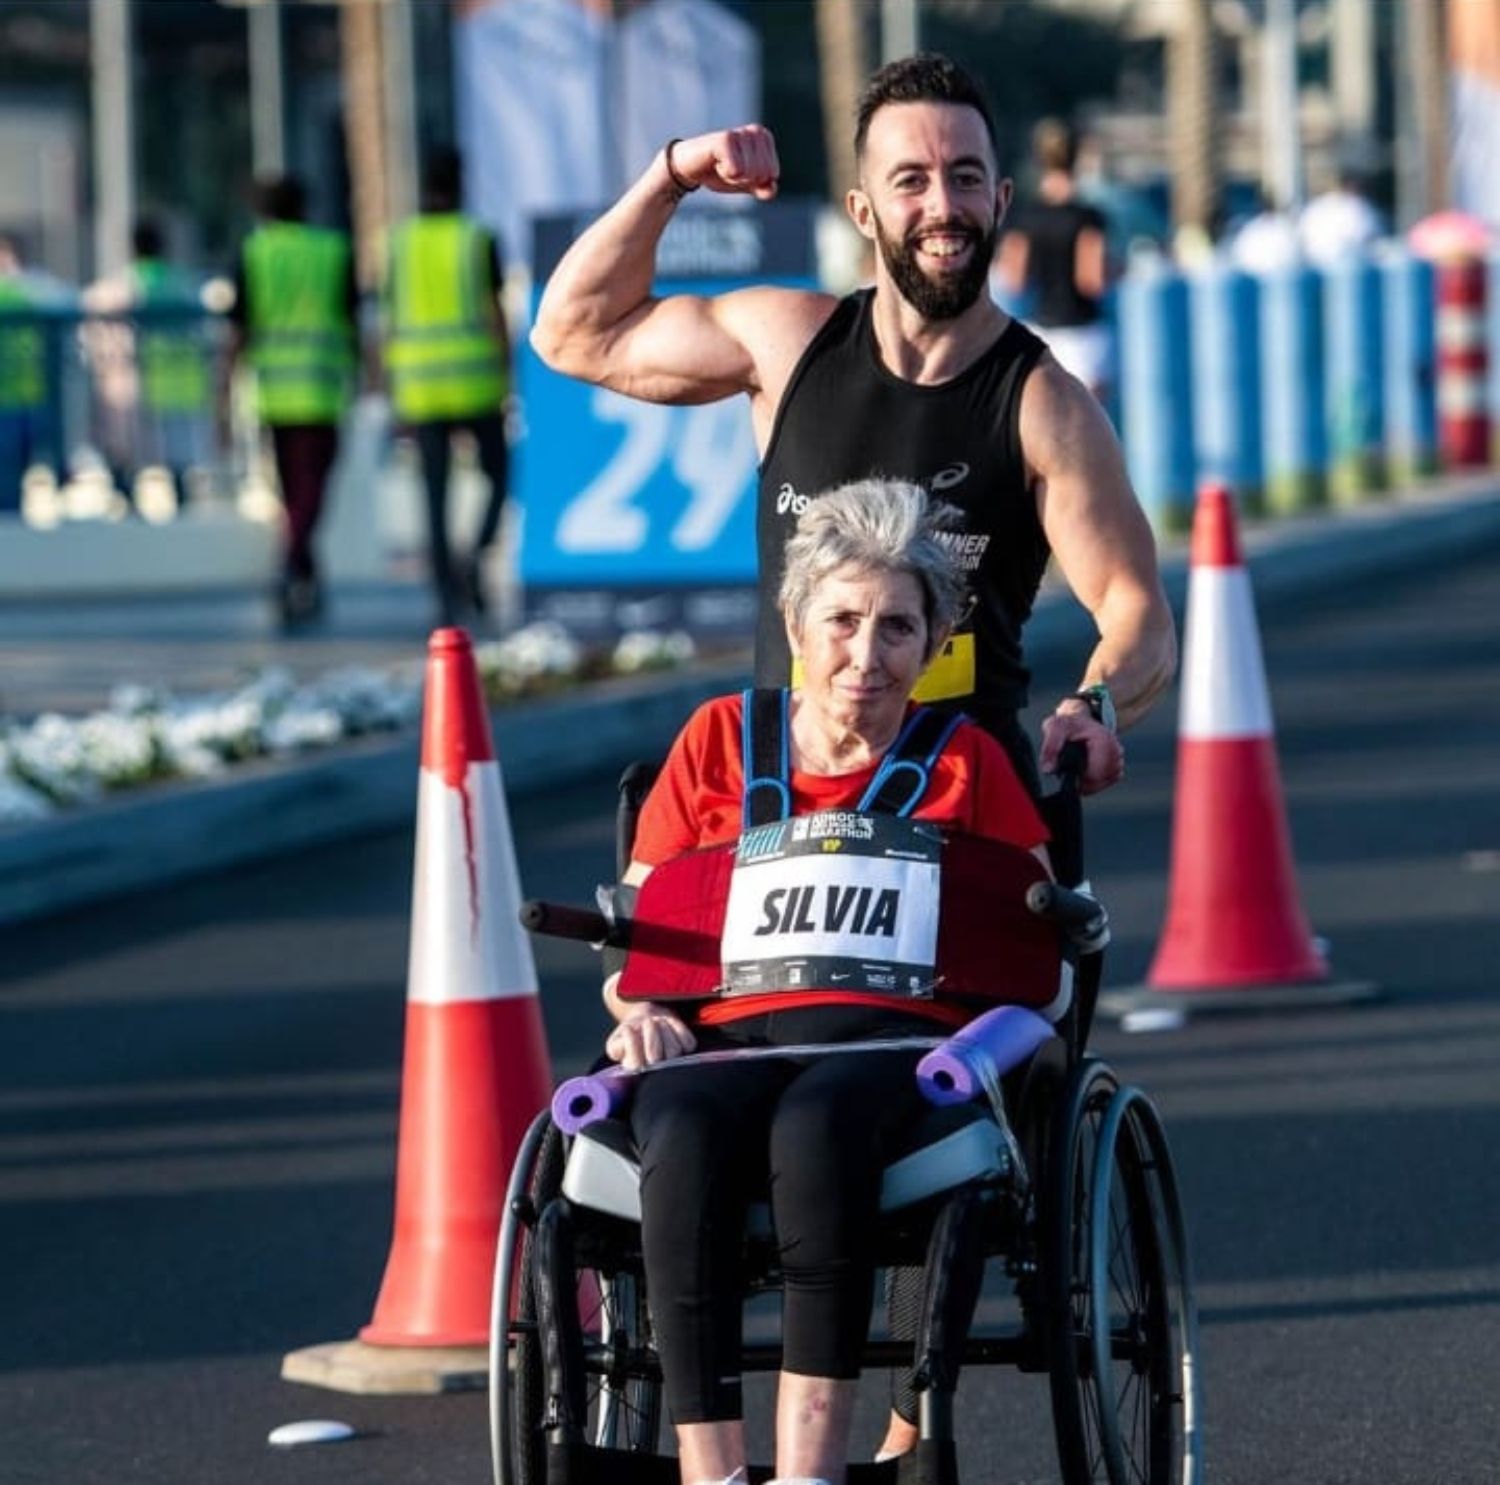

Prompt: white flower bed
[{"left": 0, "top": 624, "right": 696, "bottom": 823}]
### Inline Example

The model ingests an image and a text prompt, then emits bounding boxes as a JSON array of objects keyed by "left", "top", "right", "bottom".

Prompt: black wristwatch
[{"left": 1071, "top": 683, "right": 1117, "bottom": 734}]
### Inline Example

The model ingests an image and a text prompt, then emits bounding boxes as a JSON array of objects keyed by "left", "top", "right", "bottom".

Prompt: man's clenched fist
[{"left": 667, "top": 126, "right": 780, "bottom": 201}]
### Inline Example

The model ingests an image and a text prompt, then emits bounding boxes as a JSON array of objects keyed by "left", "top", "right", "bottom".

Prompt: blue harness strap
[
  {"left": 742, "top": 687, "right": 792, "bottom": 828},
  {"left": 857, "top": 706, "right": 967, "bottom": 816},
  {"left": 740, "top": 687, "right": 967, "bottom": 823}
]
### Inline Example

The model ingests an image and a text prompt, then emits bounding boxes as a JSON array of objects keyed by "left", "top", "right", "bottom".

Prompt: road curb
[
  {"left": 3, "top": 479, "right": 1497, "bottom": 927},
  {"left": 0, "top": 660, "right": 749, "bottom": 928}
]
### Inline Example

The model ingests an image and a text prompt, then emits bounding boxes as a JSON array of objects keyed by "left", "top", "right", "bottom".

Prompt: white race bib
[{"left": 720, "top": 811, "right": 942, "bottom": 997}]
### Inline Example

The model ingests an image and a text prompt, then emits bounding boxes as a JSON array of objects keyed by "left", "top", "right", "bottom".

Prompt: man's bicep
[{"left": 599, "top": 292, "right": 758, "bottom": 404}]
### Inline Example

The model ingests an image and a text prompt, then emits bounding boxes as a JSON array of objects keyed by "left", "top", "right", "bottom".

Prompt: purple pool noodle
[
  {"left": 551, "top": 1067, "right": 634, "bottom": 1134},
  {"left": 915, "top": 1006, "right": 1056, "bottom": 1107}
]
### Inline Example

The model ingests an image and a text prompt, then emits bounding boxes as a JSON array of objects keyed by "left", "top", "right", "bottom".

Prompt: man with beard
[
  {"left": 535, "top": 54, "right": 1175, "bottom": 1475},
  {"left": 533, "top": 53, "right": 1172, "bottom": 798}
]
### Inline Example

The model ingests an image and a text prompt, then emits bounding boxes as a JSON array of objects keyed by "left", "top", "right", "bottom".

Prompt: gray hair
[{"left": 778, "top": 479, "right": 967, "bottom": 660}]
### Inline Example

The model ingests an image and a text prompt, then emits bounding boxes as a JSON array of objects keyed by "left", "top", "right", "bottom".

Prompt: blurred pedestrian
[
  {"left": 1229, "top": 189, "right": 1301, "bottom": 275},
  {"left": 383, "top": 146, "right": 511, "bottom": 625},
  {"left": 84, "top": 218, "right": 212, "bottom": 510},
  {"left": 1299, "top": 167, "right": 1384, "bottom": 269},
  {"left": 229, "top": 175, "right": 357, "bottom": 627},
  {"left": 0, "top": 235, "right": 46, "bottom": 517},
  {"left": 994, "top": 118, "right": 1114, "bottom": 403}
]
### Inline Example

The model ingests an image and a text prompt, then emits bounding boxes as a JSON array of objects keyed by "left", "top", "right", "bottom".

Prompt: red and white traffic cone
[
  {"left": 283, "top": 628, "right": 554, "bottom": 1392},
  {"left": 1435, "top": 257, "right": 1490, "bottom": 470},
  {"left": 1104, "top": 486, "right": 1374, "bottom": 1024},
  {"left": 1408, "top": 211, "right": 1493, "bottom": 470}
]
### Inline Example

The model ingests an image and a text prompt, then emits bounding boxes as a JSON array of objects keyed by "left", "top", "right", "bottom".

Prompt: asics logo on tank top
[
  {"left": 775, "top": 462, "right": 969, "bottom": 518},
  {"left": 929, "top": 461, "right": 970, "bottom": 491},
  {"left": 776, "top": 482, "right": 812, "bottom": 516}
]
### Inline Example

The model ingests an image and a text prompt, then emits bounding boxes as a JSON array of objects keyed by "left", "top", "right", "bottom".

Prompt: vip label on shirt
[{"left": 721, "top": 811, "right": 942, "bottom": 997}]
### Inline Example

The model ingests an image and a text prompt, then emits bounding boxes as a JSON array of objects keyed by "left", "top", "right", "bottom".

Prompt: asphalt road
[{"left": 3, "top": 547, "right": 1499, "bottom": 1485}]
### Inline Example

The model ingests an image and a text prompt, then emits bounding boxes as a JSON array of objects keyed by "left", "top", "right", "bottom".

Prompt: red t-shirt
[{"left": 631, "top": 694, "right": 1049, "bottom": 1026}]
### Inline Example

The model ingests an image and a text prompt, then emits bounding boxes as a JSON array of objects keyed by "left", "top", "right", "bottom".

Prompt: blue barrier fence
[
  {"left": 0, "top": 304, "right": 238, "bottom": 515},
  {"left": 1189, "top": 263, "right": 1262, "bottom": 517},
  {"left": 1108, "top": 245, "right": 1496, "bottom": 528},
  {"left": 5, "top": 243, "right": 1495, "bottom": 552},
  {"left": 1117, "top": 260, "right": 1195, "bottom": 531}
]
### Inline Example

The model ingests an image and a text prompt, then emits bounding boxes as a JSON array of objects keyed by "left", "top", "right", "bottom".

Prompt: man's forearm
[
  {"left": 1077, "top": 597, "right": 1177, "bottom": 731},
  {"left": 531, "top": 149, "right": 679, "bottom": 375}
]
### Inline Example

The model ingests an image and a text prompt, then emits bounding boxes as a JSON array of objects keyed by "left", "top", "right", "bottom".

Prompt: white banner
[
  {"left": 616, "top": 0, "right": 760, "bottom": 185},
  {"left": 454, "top": 0, "right": 610, "bottom": 273},
  {"left": 456, "top": 0, "right": 761, "bottom": 271},
  {"left": 1450, "top": 0, "right": 1500, "bottom": 228},
  {"left": 1452, "top": 72, "right": 1500, "bottom": 228}
]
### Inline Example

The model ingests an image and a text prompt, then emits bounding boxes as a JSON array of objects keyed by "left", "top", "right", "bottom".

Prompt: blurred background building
[
  {"left": 2, "top": 0, "right": 1498, "bottom": 611},
  {"left": 1, "top": 0, "right": 1491, "bottom": 288}
]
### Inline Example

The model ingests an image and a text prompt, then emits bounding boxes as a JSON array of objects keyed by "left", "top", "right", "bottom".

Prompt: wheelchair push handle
[
  {"left": 1025, "top": 879, "right": 1109, "bottom": 951},
  {"left": 519, "top": 898, "right": 614, "bottom": 944},
  {"left": 1053, "top": 738, "right": 1089, "bottom": 792}
]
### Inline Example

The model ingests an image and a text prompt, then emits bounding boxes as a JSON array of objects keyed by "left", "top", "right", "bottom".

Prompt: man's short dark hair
[
  {"left": 255, "top": 174, "right": 307, "bottom": 223},
  {"left": 422, "top": 145, "right": 464, "bottom": 210},
  {"left": 854, "top": 53, "right": 998, "bottom": 163},
  {"left": 132, "top": 217, "right": 165, "bottom": 259},
  {"left": 1032, "top": 118, "right": 1078, "bottom": 175}
]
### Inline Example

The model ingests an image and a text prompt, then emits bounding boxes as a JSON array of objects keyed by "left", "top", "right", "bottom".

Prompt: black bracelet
[{"left": 664, "top": 138, "right": 700, "bottom": 202}]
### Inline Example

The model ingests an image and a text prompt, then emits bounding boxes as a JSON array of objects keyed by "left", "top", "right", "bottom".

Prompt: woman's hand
[{"left": 605, "top": 1004, "right": 698, "bottom": 1070}]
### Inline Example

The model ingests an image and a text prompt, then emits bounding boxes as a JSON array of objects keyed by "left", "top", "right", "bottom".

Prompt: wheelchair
[{"left": 490, "top": 757, "right": 1201, "bottom": 1485}]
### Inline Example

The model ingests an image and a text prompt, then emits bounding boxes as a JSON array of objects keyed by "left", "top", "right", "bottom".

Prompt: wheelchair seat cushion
[{"left": 560, "top": 1100, "right": 1014, "bottom": 1227}]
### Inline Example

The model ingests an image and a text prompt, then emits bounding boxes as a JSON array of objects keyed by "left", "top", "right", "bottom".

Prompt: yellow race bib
[{"left": 790, "top": 631, "right": 974, "bottom": 703}]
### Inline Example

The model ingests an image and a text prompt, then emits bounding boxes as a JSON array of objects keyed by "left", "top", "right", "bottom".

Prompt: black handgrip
[
  {"left": 1025, "top": 880, "right": 1108, "bottom": 948},
  {"left": 1054, "top": 739, "right": 1089, "bottom": 788},
  {"left": 519, "top": 899, "right": 612, "bottom": 943},
  {"left": 1044, "top": 739, "right": 1088, "bottom": 888}
]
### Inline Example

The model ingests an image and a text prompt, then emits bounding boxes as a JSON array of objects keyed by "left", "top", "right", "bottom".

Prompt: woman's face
[{"left": 788, "top": 564, "right": 935, "bottom": 736}]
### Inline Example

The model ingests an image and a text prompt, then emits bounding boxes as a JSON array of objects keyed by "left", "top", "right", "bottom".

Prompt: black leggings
[
  {"left": 629, "top": 1004, "right": 938, "bottom": 1424},
  {"left": 411, "top": 411, "right": 509, "bottom": 603}
]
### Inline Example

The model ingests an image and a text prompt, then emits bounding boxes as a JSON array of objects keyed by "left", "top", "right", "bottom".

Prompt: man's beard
[{"left": 875, "top": 213, "right": 997, "bottom": 320}]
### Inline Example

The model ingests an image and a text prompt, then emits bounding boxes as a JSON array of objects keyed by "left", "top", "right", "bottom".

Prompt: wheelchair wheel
[
  {"left": 493, "top": 1112, "right": 563, "bottom": 1485},
  {"left": 1044, "top": 1061, "right": 1200, "bottom": 1485},
  {"left": 495, "top": 1120, "right": 663, "bottom": 1485},
  {"left": 1088, "top": 1088, "right": 1200, "bottom": 1485},
  {"left": 573, "top": 1265, "right": 662, "bottom": 1453}
]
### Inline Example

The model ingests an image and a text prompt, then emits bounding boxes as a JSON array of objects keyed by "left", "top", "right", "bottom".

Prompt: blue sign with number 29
[{"left": 517, "top": 278, "right": 768, "bottom": 586}]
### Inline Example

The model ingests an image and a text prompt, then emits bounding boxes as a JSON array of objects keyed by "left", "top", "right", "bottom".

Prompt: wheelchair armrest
[
  {"left": 519, "top": 898, "right": 614, "bottom": 943},
  {"left": 616, "top": 760, "right": 661, "bottom": 878},
  {"left": 1025, "top": 881, "right": 1110, "bottom": 954}
]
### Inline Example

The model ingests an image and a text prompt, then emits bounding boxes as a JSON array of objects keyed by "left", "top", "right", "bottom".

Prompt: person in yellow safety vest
[
  {"left": 383, "top": 145, "right": 511, "bottom": 625},
  {"left": 228, "top": 174, "right": 357, "bottom": 627},
  {"left": 0, "top": 235, "right": 46, "bottom": 517},
  {"left": 131, "top": 220, "right": 212, "bottom": 503},
  {"left": 84, "top": 218, "right": 213, "bottom": 509}
]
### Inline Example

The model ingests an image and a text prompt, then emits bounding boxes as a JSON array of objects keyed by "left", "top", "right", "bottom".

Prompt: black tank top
[
  {"left": 756, "top": 288, "right": 1049, "bottom": 726},
  {"left": 1013, "top": 199, "right": 1107, "bottom": 327}
]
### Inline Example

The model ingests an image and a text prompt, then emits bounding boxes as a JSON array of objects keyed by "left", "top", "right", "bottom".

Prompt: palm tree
[
  {"left": 338, "top": 0, "right": 390, "bottom": 291},
  {"left": 816, "top": 0, "right": 869, "bottom": 204},
  {"left": 1167, "top": 0, "right": 1221, "bottom": 241}
]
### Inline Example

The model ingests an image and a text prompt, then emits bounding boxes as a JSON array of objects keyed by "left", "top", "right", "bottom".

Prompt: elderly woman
[{"left": 601, "top": 479, "right": 1049, "bottom": 1485}]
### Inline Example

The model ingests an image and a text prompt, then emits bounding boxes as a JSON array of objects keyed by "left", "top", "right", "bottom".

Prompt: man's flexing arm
[{"left": 531, "top": 127, "right": 831, "bottom": 415}]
